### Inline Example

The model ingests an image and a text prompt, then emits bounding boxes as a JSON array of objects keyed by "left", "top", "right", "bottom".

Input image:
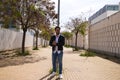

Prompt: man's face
[{"left": 55, "top": 28, "right": 60, "bottom": 35}]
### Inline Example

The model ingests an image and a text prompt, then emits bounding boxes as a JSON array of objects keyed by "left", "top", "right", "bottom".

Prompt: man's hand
[{"left": 52, "top": 41, "right": 56, "bottom": 46}]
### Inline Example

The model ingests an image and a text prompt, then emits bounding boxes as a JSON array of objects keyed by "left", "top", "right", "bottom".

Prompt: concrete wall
[
  {"left": 89, "top": 11, "right": 120, "bottom": 57},
  {"left": 85, "top": 31, "right": 89, "bottom": 49},
  {"left": 68, "top": 33, "right": 88, "bottom": 50},
  {"left": 0, "top": 29, "right": 43, "bottom": 51}
]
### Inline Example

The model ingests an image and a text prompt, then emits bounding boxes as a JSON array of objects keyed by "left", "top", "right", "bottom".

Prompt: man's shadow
[
  {"left": 47, "top": 76, "right": 61, "bottom": 80},
  {"left": 47, "top": 75, "right": 55, "bottom": 80},
  {"left": 47, "top": 76, "right": 62, "bottom": 80},
  {"left": 39, "top": 74, "right": 62, "bottom": 80},
  {"left": 39, "top": 73, "right": 51, "bottom": 80},
  {"left": 39, "top": 74, "right": 55, "bottom": 80},
  {"left": 55, "top": 77, "right": 61, "bottom": 80}
]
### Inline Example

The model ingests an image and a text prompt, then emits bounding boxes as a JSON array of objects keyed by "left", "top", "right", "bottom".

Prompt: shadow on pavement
[
  {"left": 39, "top": 73, "right": 51, "bottom": 80},
  {"left": 55, "top": 77, "right": 62, "bottom": 80},
  {"left": 47, "top": 75, "right": 55, "bottom": 80},
  {"left": 47, "top": 76, "right": 62, "bottom": 80},
  {"left": 0, "top": 56, "right": 47, "bottom": 68},
  {"left": 96, "top": 53, "right": 120, "bottom": 64},
  {"left": 0, "top": 49, "right": 47, "bottom": 68},
  {"left": 39, "top": 74, "right": 61, "bottom": 80}
]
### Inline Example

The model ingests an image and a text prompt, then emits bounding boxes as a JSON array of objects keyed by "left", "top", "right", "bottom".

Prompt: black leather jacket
[{"left": 49, "top": 35, "right": 65, "bottom": 51}]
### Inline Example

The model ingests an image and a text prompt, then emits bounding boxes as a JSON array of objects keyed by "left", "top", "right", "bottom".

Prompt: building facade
[
  {"left": 89, "top": 3, "right": 120, "bottom": 57},
  {"left": 89, "top": 5, "right": 119, "bottom": 24}
]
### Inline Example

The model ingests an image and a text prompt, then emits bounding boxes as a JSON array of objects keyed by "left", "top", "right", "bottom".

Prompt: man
[{"left": 49, "top": 26, "right": 65, "bottom": 79}]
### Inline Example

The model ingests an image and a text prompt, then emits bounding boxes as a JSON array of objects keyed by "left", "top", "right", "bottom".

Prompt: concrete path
[{"left": 0, "top": 47, "right": 120, "bottom": 80}]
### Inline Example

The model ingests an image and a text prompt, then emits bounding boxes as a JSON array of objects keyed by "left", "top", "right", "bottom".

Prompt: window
[{"left": 107, "top": 5, "right": 119, "bottom": 11}]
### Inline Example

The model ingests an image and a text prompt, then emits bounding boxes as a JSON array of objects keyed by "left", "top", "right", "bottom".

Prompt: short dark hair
[{"left": 55, "top": 26, "right": 60, "bottom": 30}]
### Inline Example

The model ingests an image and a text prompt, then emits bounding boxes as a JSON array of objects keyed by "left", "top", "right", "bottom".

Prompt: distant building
[
  {"left": 89, "top": 4, "right": 119, "bottom": 25},
  {"left": 88, "top": 2, "right": 120, "bottom": 58}
]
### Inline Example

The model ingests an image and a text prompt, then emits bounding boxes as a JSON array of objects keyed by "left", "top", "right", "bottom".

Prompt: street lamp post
[
  {"left": 58, "top": 0, "right": 60, "bottom": 27},
  {"left": 56, "top": 0, "right": 60, "bottom": 73}
]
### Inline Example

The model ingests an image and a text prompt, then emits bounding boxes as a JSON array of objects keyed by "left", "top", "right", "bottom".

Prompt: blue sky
[{"left": 51, "top": 0, "right": 120, "bottom": 27}]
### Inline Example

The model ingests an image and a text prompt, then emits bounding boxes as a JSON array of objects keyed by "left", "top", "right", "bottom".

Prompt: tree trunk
[
  {"left": 83, "top": 36, "right": 85, "bottom": 49},
  {"left": 44, "top": 38, "right": 46, "bottom": 47},
  {"left": 42, "top": 38, "right": 43, "bottom": 47},
  {"left": 75, "top": 32, "right": 78, "bottom": 50},
  {"left": 67, "top": 39, "right": 68, "bottom": 46},
  {"left": 35, "top": 31, "right": 39, "bottom": 49},
  {"left": 22, "top": 28, "right": 27, "bottom": 54},
  {"left": 65, "top": 39, "right": 67, "bottom": 46},
  {"left": 68, "top": 39, "right": 70, "bottom": 46},
  {"left": 46, "top": 40, "right": 48, "bottom": 46}
]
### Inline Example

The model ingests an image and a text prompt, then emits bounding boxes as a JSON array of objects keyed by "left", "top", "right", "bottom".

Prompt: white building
[
  {"left": 88, "top": 2, "right": 120, "bottom": 57},
  {"left": 89, "top": 4, "right": 119, "bottom": 25}
]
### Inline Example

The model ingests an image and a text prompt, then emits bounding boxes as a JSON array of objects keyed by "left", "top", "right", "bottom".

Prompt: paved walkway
[{"left": 0, "top": 47, "right": 120, "bottom": 80}]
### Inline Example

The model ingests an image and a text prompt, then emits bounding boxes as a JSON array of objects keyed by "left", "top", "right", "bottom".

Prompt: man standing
[{"left": 49, "top": 26, "right": 65, "bottom": 79}]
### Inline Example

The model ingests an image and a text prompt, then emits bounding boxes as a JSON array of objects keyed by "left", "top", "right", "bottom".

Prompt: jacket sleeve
[{"left": 56, "top": 36, "right": 65, "bottom": 46}]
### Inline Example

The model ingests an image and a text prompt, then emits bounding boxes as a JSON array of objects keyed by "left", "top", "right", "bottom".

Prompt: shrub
[
  {"left": 16, "top": 50, "right": 30, "bottom": 56},
  {"left": 80, "top": 51, "right": 96, "bottom": 57},
  {"left": 64, "top": 45, "right": 71, "bottom": 48},
  {"left": 33, "top": 47, "right": 39, "bottom": 50},
  {"left": 73, "top": 48, "right": 79, "bottom": 51}
]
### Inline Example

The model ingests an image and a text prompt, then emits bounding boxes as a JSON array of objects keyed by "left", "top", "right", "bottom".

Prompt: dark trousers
[{"left": 52, "top": 51, "right": 63, "bottom": 74}]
